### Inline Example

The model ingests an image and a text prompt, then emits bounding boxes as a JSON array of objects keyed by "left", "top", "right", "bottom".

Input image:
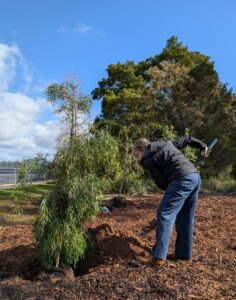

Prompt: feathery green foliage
[
  {"left": 34, "top": 130, "right": 121, "bottom": 268},
  {"left": 46, "top": 79, "right": 91, "bottom": 142}
]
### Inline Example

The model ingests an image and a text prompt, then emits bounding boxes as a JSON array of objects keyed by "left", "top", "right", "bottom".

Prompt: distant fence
[
  {"left": 0, "top": 168, "right": 48, "bottom": 185},
  {"left": 0, "top": 168, "right": 19, "bottom": 185}
]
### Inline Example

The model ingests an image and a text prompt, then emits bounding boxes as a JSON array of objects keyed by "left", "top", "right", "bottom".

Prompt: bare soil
[{"left": 0, "top": 193, "right": 235, "bottom": 299}]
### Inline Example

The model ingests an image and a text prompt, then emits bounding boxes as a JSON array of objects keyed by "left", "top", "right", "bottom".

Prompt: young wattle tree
[
  {"left": 34, "top": 130, "right": 121, "bottom": 268},
  {"left": 34, "top": 79, "right": 122, "bottom": 268}
]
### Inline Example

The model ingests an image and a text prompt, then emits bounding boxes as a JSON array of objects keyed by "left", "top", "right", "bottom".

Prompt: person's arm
[
  {"left": 172, "top": 136, "right": 207, "bottom": 151},
  {"left": 150, "top": 165, "right": 168, "bottom": 191},
  {"left": 141, "top": 155, "right": 168, "bottom": 191}
]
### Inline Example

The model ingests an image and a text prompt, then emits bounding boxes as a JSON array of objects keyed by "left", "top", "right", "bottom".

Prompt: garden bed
[{"left": 0, "top": 194, "right": 235, "bottom": 299}]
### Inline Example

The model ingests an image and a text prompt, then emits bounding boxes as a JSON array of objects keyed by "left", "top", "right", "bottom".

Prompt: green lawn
[{"left": 0, "top": 182, "right": 54, "bottom": 227}]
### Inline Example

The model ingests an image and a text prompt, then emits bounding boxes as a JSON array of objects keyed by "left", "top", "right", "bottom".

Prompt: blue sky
[{"left": 0, "top": 0, "right": 235, "bottom": 160}]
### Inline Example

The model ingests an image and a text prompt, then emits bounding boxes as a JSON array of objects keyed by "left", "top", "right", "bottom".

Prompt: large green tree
[
  {"left": 92, "top": 36, "right": 236, "bottom": 175},
  {"left": 92, "top": 62, "right": 160, "bottom": 140}
]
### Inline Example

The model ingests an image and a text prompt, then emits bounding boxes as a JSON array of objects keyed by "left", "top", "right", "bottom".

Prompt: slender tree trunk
[
  {"left": 74, "top": 103, "right": 77, "bottom": 136},
  {"left": 56, "top": 253, "right": 60, "bottom": 268},
  {"left": 70, "top": 104, "right": 76, "bottom": 143}
]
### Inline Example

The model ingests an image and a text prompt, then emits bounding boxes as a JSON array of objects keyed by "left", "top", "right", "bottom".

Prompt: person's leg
[
  {"left": 151, "top": 173, "right": 199, "bottom": 260},
  {"left": 175, "top": 174, "right": 201, "bottom": 259}
]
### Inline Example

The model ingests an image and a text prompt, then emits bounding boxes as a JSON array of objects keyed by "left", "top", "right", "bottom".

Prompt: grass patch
[
  {"left": 202, "top": 176, "right": 236, "bottom": 193},
  {"left": 0, "top": 182, "right": 54, "bottom": 227}
]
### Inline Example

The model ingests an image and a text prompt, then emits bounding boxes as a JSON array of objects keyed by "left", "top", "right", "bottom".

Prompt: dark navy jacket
[{"left": 141, "top": 136, "right": 206, "bottom": 190}]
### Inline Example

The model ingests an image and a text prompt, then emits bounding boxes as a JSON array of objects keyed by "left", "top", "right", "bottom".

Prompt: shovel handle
[
  {"left": 208, "top": 138, "right": 218, "bottom": 150},
  {"left": 195, "top": 138, "right": 218, "bottom": 165}
]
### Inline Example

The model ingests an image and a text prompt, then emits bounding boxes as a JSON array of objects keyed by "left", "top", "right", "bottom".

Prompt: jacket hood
[{"left": 142, "top": 141, "right": 167, "bottom": 160}]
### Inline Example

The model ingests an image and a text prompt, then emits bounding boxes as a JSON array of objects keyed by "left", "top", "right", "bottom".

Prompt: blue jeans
[{"left": 151, "top": 172, "right": 201, "bottom": 260}]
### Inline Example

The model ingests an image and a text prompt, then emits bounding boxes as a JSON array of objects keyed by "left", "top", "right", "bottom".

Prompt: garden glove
[{"left": 201, "top": 146, "right": 210, "bottom": 158}]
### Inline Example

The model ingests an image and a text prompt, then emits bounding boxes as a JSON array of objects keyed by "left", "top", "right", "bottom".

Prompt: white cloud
[
  {"left": 34, "top": 121, "right": 60, "bottom": 150},
  {"left": 0, "top": 43, "right": 33, "bottom": 92},
  {"left": 0, "top": 44, "right": 18, "bottom": 91},
  {"left": 0, "top": 43, "right": 61, "bottom": 161},
  {"left": 0, "top": 91, "right": 60, "bottom": 161},
  {"left": 58, "top": 22, "right": 105, "bottom": 38},
  {"left": 73, "top": 23, "right": 93, "bottom": 34}
]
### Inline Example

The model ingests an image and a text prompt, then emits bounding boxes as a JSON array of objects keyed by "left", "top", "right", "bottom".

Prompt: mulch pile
[{"left": 0, "top": 193, "right": 235, "bottom": 299}]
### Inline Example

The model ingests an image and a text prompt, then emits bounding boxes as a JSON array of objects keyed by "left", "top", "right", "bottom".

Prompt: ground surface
[
  {"left": 0, "top": 193, "right": 235, "bottom": 299},
  {"left": 0, "top": 183, "right": 53, "bottom": 226}
]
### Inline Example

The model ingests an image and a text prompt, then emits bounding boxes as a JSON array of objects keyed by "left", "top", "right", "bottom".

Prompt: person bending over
[{"left": 133, "top": 136, "right": 209, "bottom": 267}]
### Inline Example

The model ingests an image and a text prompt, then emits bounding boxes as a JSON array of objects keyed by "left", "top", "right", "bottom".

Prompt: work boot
[
  {"left": 136, "top": 253, "right": 165, "bottom": 267},
  {"left": 167, "top": 253, "right": 177, "bottom": 260},
  {"left": 167, "top": 253, "right": 191, "bottom": 261}
]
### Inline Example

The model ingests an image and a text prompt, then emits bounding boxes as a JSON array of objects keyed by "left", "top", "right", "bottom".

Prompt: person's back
[
  {"left": 141, "top": 137, "right": 205, "bottom": 189},
  {"left": 141, "top": 136, "right": 206, "bottom": 190}
]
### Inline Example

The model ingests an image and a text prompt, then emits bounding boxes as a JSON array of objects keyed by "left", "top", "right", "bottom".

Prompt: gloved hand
[{"left": 201, "top": 146, "right": 210, "bottom": 158}]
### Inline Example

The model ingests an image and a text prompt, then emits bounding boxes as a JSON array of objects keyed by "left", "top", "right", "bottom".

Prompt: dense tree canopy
[
  {"left": 92, "top": 61, "right": 160, "bottom": 140},
  {"left": 92, "top": 36, "right": 236, "bottom": 175}
]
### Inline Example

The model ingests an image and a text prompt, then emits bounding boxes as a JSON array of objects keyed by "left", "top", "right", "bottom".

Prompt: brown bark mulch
[{"left": 0, "top": 194, "right": 235, "bottom": 299}]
